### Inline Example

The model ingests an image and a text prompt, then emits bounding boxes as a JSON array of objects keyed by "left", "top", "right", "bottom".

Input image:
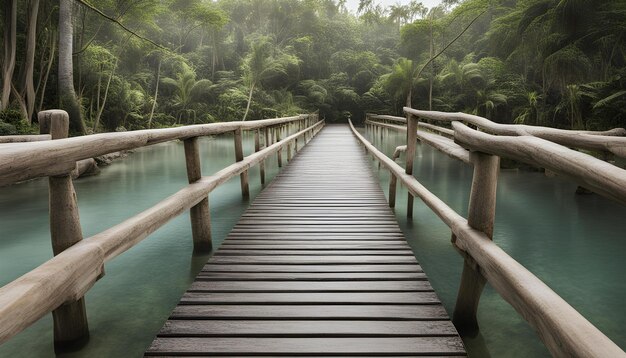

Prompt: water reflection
[
  {"left": 0, "top": 133, "right": 280, "bottom": 357},
  {"left": 364, "top": 127, "right": 625, "bottom": 357}
]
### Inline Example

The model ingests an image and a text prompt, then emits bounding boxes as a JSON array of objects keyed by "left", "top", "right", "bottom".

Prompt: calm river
[{"left": 0, "top": 127, "right": 624, "bottom": 357}]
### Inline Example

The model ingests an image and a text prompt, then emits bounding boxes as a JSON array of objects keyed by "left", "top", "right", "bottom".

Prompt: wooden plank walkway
[{"left": 145, "top": 125, "right": 466, "bottom": 357}]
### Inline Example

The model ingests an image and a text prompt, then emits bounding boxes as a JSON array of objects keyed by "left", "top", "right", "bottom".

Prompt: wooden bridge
[
  {"left": 0, "top": 109, "right": 625, "bottom": 357},
  {"left": 146, "top": 125, "right": 465, "bottom": 356}
]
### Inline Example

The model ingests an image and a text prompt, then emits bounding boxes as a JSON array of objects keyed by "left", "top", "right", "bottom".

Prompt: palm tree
[
  {"left": 514, "top": 91, "right": 540, "bottom": 125},
  {"left": 161, "top": 63, "right": 212, "bottom": 124},
  {"left": 241, "top": 38, "right": 296, "bottom": 121},
  {"left": 384, "top": 58, "right": 418, "bottom": 109}
]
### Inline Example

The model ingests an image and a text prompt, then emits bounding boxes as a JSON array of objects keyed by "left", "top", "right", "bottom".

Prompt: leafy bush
[
  {"left": 0, "top": 110, "right": 36, "bottom": 134},
  {"left": 0, "top": 122, "right": 18, "bottom": 135}
]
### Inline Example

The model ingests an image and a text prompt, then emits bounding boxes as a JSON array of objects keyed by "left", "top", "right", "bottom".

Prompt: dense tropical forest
[{"left": 1, "top": 0, "right": 625, "bottom": 136}]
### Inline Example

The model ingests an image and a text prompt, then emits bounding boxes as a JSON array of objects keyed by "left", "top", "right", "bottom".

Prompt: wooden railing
[
  {"left": 0, "top": 110, "right": 323, "bottom": 350},
  {"left": 354, "top": 111, "right": 626, "bottom": 357}
]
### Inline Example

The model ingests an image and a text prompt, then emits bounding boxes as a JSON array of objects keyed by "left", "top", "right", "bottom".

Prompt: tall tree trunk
[
  {"left": 93, "top": 58, "right": 118, "bottom": 132},
  {"left": 2, "top": 0, "right": 17, "bottom": 111},
  {"left": 36, "top": 29, "right": 56, "bottom": 114},
  {"left": 242, "top": 82, "right": 255, "bottom": 121},
  {"left": 148, "top": 58, "right": 161, "bottom": 129},
  {"left": 10, "top": 83, "right": 27, "bottom": 119},
  {"left": 58, "top": 0, "right": 86, "bottom": 134},
  {"left": 428, "top": 16, "right": 433, "bottom": 111},
  {"left": 211, "top": 29, "right": 218, "bottom": 79},
  {"left": 23, "top": 0, "right": 40, "bottom": 123}
]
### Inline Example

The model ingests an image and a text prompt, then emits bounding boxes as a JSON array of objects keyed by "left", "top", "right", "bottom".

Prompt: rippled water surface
[
  {"left": 0, "top": 132, "right": 281, "bottom": 357},
  {"left": 365, "top": 128, "right": 626, "bottom": 357},
  {"left": 0, "top": 127, "right": 624, "bottom": 357}
]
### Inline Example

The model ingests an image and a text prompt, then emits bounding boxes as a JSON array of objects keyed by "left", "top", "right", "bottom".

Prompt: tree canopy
[{"left": 1, "top": 0, "right": 625, "bottom": 135}]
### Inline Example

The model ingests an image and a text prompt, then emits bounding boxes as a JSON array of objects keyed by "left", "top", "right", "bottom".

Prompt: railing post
[
  {"left": 405, "top": 114, "right": 418, "bottom": 218},
  {"left": 233, "top": 127, "right": 249, "bottom": 197},
  {"left": 452, "top": 151, "right": 500, "bottom": 335},
  {"left": 287, "top": 140, "right": 292, "bottom": 161},
  {"left": 39, "top": 110, "right": 90, "bottom": 351},
  {"left": 389, "top": 174, "right": 397, "bottom": 208},
  {"left": 184, "top": 137, "right": 212, "bottom": 252},
  {"left": 276, "top": 125, "right": 282, "bottom": 167},
  {"left": 265, "top": 125, "right": 272, "bottom": 171},
  {"left": 255, "top": 129, "right": 265, "bottom": 185}
]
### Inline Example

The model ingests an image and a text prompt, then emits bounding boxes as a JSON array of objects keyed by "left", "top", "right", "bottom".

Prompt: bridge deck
[{"left": 145, "top": 125, "right": 466, "bottom": 356}]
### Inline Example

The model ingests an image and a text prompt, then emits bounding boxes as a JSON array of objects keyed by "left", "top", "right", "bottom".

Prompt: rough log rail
[
  {"left": 365, "top": 119, "right": 470, "bottom": 164},
  {"left": 0, "top": 110, "right": 322, "bottom": 350},
  {"left": 403, "top": 107, "right": 626, "bottom": 158},
  {"left": 354, "top": 114, "right": 626, "bottom": 357},
  {"left": 146, "top": 125, "right": 466, "bottom": 356},
  {"left": 367, "top": 111, "right": 626, "bottom": 205}
]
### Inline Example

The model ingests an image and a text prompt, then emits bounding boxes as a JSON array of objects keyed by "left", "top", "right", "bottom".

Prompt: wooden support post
[
  {"left": 233, "top": 128, "right": 249, "bottom": 197},
  {"left": 184, "top": 137, "right": 212, "bottom": 252},
  {"left": 452, "top": 151, "right": 500, "bottom": 336},
  {"left": 389, "top": 174, "right": 397, "bottom": 208},
  {"left": 287, "top": 140, "right": 292, "bottom": 161},
  {"left": 405, "top": 114, "right": 418, "bottom": 218},
  {"left": 276, "top": 126, "right": 282, "bottom": 168},
  {"left": 39, "top": 110, "right": 90, "bottom": 351},
  {"left": 256, "top": 129, "right": 265, "bottom": 185}
]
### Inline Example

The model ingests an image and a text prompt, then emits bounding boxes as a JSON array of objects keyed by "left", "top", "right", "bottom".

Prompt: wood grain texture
[
  {"left": 0, "top": 134, "right": 51, "bottom": 143},
  {"left": 453, "top": 122, "right": 626, "bottom": 204},
  {"left": 0, "top": 114, "right": 315, "bottom": 186},
  {"left": 404, "top": 107, "right": 626, "bottom": 157},
  {"left": 366, "top": 119, "right": 470, "bottom": 164},
  {"left": 349, "top": 119, "right": 626, "bottom": 358},
  {"left": 0, "top": 118, "right": 323, "bottom": 345},
  {"left": 147, "top": 125, "right": 464, "bottom": 356},
  {"left": 184, "top": 137, "right": 212, "bottom": 252},
  {"left": 146, "top": 337, "right": 466, "bottom": 355}
]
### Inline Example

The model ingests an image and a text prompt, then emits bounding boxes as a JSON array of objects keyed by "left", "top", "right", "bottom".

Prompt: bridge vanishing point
[{"left": 0, "top": 109, "right": 625, "bottom": 357}]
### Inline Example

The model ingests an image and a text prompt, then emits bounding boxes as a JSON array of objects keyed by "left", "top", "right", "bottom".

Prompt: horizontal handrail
[
  {"left": 367, "top": 113, "right": 406, "bottom": 123},
  {"left": 0, "top": 114, "right": 312, "bottom": 186},
  {"left": 0, "top": 134, "right": 52, "bottom": 143},
  {"left": 453, "top": 122, "right": 626, "bottom": 204},
  {"left": 366, "top": 119, "right": 470, "bottom": 164},
  {"left": 418, "top": 122, "right": 454, "bottom": 138},
  {"left": 349, "top": 118, "right": 624, "bottom": 358},
  {"left": 403, "top": 107, "right": 626, "bottom": 157},
  {"left": 0, "top": 119, "right": 324, "bottom": 344}
]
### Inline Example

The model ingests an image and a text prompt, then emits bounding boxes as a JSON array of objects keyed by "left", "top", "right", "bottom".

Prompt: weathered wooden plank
[
  {"left": 157, "top": 320, "right": 458, "bottom": 337},
  {"left": 201, "top": 264, "right": 422, "bottom": 273},
  {"left": 208, "top": 255, "right": 418, "bottom": 264},
  {"left": 170, "top": 304, "right": 450, "bottom": 320},
  {"left": 196, "top": 272, "right": 427, "bottom": 281},
  {"left": 353, "top": 119, "right": 626, "bottom": 357},
  {"left": 146, "top": 337, "right": 466, "bottom": 355},
  {"left": 218, "top": 242, "right": 411, "bottom": 249},
  {"left": 180, "top": 292, "right": 440, "bottom": 304},
  {"left": 214, "top": 250, "right": 415, "bottom": 256},
  {"left": 188, "top": 281, "right": 433, "bottom": 292},
  {"left": 147, "top": 125, "right": 463, "bottom": 357}
]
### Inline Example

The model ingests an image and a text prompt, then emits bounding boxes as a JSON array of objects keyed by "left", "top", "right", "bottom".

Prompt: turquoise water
[
  {"left": 365, "top": 128, "right": 626, "bottom": 357},
  {"left": 0, "top": 132, "right": 282, "bottom": 357},
  {"left": 0, "top": 127, "right": 624, "bottom": 357}
]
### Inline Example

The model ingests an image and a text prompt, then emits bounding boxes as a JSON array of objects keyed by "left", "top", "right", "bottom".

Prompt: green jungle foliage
[{"left": 1, "top": 0, "right": 625, "bottom": 134}]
